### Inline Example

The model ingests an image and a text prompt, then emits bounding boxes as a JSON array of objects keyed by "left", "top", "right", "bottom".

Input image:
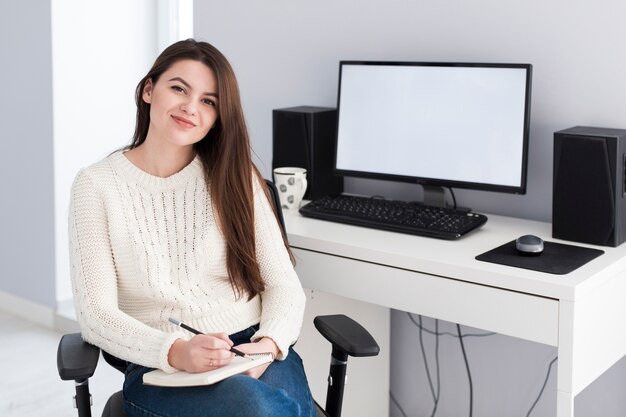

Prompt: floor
[{"left": 0, "top": 310, "right": 124, "bottom": 417}]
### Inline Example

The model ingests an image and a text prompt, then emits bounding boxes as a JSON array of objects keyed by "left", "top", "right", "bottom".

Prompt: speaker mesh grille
[{"left": 553, "top": 135, "right": 615, "bottom": 245}]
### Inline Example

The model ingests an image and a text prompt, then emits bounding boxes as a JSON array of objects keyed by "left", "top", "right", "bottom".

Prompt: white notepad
[{"left": 143, "top": 354, "right": 274, "bottom": 387}]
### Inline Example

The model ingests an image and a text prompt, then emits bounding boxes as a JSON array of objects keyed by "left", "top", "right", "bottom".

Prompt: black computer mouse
[{"left": 515, "top": 234, "right": 544, "bottom": 255}]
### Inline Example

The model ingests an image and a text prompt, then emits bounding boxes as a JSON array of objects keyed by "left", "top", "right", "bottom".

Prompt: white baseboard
[
  {"left": 56, "top": 297, "right": 76, "bottom": 319},
  {"left": 55, "top": 312, "right": 80, "bottom": 334},
  {"left": 0, "top": 290, "right": 79, "bottom": 333},
  {"left": 0, "top": 290, "right": 56, "bottom": 328}
]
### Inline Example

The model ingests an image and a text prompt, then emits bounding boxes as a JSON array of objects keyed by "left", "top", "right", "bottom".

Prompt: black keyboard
[{"left": 299, "top": 194, "right": 488, "bottom": 239}]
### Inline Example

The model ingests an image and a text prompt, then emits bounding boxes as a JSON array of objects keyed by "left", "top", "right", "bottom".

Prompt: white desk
[{"left": 285, "top": 210, "right": 626, "bottom": 417}]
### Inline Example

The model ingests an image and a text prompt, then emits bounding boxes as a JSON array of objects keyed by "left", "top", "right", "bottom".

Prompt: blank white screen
[{"left": 335, "top": 64, "right": 528, "bottom": 188}]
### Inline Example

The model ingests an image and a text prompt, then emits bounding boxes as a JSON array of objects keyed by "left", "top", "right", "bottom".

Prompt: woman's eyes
[{"left": 171, "top": 85, "right": 216, "bottom": 107}]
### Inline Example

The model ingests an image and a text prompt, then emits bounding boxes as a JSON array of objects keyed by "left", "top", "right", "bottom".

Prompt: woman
[{"left": 68, "top": 39, "right": 316, "bottom": 416}]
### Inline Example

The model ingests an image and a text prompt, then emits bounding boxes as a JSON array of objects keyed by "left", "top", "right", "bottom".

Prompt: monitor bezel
[{"left": 334, "top": 60, "right": 533, "bottom": 195}]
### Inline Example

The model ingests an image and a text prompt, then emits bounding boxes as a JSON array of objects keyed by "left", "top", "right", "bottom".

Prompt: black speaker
[
  {"left": 272, "top": 106, "right": 343, "bottom": 200},
  {"left": 553, "top": 126, "right": 626, "bottom": 247}
]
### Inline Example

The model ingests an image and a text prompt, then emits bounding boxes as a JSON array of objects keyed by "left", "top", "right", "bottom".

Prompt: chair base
[
  {"left": 102, "top": 391, "right": 127, "bottom": 417},
  {"left": 315, "top": 400, "right": 330, "bottom": 417}
]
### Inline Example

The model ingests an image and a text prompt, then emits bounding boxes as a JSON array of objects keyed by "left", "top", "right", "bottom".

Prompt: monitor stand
[{"left": 422, "top": 185, "right": 446, "bottom": 208}]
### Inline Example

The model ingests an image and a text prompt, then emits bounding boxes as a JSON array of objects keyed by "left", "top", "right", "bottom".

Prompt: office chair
[{"left": 57, "top": 179, "right": 380, "bottom": 417}]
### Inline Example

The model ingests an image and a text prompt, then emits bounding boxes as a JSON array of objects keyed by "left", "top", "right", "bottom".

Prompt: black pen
[{"left": 168, "top": 317, "right": 248, "bottom": 358}]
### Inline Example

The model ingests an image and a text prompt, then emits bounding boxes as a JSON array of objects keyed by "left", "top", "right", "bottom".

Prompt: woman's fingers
[
  {"left": 186, "top": 334, "right": 235, "bottom": 371},
  {"left": 170, "top": 332, "right": 239, "bottom": 372},
  {"left": 193, "top": 333, "right": 232, "bottom": 349},
  {"left": 209, "top": 332, "right": 235, "bottom": 347},
  {"left": 169, "top": 335, "right": 237, "bottom": 373}
]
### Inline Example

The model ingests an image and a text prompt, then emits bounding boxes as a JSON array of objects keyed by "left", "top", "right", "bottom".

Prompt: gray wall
[
  {"left": 195, "top": 1, "right": 626, "bottom": 416},
  {"left": 195, "top": 0, "right": 626, "bottom": 223},
  {"left": 0, "top": 1, "right": 56, "bottom": 308}
]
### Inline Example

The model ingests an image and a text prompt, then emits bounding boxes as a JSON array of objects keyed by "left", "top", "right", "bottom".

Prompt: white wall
[
  {"left": 194, "top": 1, "right": 626, "bottom": 416},
  {"left": 0, "top": 1, "right": 56, "bottom": 309},
  {"left": 51, "top": 0, "right": 158, "bottom": 303}
]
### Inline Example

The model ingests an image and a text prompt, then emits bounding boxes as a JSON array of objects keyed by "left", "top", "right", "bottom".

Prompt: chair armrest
[
  {"left": 57, "top": 333, "right": 100, "bottom": 381},
  {"left": 314, "top": 314, "right": 380, "bottom": 357}
]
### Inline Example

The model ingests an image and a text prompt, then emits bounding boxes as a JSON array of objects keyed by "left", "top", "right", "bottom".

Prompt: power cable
[
  {"left": 389, "top": 389, "right": 409, "bottom": 417},
  {"left": 407, "top": 313, "right": 496, "bottom": 338},
  {"left": 404, "top": 313, "right": 555, "bottom": 417},
  {"left": 456, "top": 323, "right": 473, "bottom": 417},
  {"left": 446, "top": 187, "right": 457, "bottom": 209},
  {"left": 431, "top": 319, "right": 440, "bottom": 417},
  {"left": 526, "top": 356, "right": 558, "bottom": 417},
  {"left": 417, "top": 315, "right": 441, "bottom": 416}
]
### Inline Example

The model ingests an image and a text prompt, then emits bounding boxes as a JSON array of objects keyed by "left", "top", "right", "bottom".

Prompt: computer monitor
[{"left": 334, "top": 61, "right": 532, "bottom": 207}]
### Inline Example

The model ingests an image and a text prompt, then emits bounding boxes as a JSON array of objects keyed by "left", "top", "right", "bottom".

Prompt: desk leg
[
  {"left": 556, "top": 300, "right": 575, "bottom": 417},
  {"left": 556, "top": 391, "right": 574, "bottom": 417}
]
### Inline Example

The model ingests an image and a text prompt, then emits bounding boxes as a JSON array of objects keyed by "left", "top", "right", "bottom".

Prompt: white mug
[{"left": 273, "top": 167, "right": 308, "bottom": 210}]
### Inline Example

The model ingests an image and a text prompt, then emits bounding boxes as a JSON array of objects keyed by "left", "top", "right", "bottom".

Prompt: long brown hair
[{"left": 128, "top": 39, "right": 289, "bottom": 300}]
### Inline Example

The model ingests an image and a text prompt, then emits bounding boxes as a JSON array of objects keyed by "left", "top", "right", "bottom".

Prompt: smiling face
[{"left": 142, "top": 59, "right": 219, "bottom": 150}]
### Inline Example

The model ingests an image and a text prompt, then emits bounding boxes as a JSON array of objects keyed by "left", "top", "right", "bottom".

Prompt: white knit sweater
[{"left": 68, "top": 151, "right": 305, "bottom": 373}]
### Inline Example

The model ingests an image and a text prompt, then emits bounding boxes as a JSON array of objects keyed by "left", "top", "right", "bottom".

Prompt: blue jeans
[{"left": 123, "top": 325, "right": 317, "bottom": 417}]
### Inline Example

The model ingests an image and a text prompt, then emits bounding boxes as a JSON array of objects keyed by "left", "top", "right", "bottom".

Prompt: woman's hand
[
  {"left": 234, "top": 337, "right": 280, "bottom": 379},
  {"left": 168, "top": 333, "right": 235, "bottom": 373}
]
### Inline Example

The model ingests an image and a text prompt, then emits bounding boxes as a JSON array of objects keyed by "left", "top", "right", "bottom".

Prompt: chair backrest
[
  {"left": 264, "top": 179, "right": 286, "bottom": 234},
  {"left": 103, "top": 350, "right": 127, "bottom": 373}
]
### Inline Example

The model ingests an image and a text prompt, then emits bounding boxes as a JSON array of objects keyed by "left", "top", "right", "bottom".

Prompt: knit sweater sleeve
[
  {"left": 249, "top": 176, "right": 306, "bottom": 359},
  {"left": 68, "top": 169, "right": 187, "bottom": 373}
]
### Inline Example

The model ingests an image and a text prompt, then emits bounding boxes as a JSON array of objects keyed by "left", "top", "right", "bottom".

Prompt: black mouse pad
[{"left": 475, "top": 240, "right": 604, "bottom": 275}]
